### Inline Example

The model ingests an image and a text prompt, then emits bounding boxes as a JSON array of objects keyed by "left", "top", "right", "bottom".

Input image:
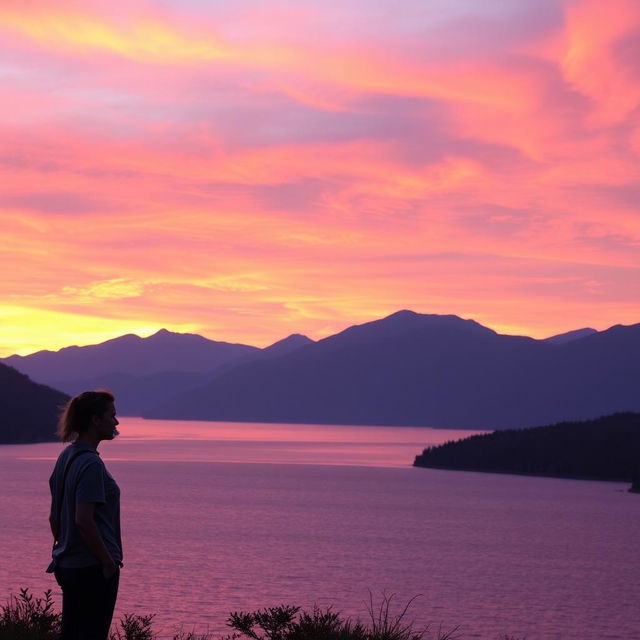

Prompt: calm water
[{"left": 0, "top": 419, "right": 637, "bottom": 639}]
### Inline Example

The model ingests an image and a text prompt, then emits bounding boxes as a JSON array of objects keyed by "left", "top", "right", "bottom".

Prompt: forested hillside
[
  {"left": 0, "top": 364, "right": 68, "bottom": 444},
  {"left": 414, "top": 413, "right": 640, "bottom": 483}
]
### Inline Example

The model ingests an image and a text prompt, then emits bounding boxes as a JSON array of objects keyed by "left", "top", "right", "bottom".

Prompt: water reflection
[{"left": 8, "top": 417, "right": 485, "bottom": 468}]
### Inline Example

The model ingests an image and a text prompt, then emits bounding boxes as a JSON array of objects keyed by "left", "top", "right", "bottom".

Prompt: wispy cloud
[{"left": 0, "top": 0, "right": 638, "bottom": 354}]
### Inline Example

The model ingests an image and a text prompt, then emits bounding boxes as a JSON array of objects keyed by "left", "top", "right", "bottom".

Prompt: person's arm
[
  {"left": 75, "top": 502, "right": 117, "bottom": 579},
  {"left": 49, "top": 514, "right": 56, "bottom": 540}
]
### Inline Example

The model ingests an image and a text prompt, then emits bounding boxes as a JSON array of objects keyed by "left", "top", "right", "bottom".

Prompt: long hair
[{"left": 57, "top": 390, "right": 115, "bottom": 442}]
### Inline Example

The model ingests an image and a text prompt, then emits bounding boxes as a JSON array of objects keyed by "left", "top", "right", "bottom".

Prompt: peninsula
[{"left": 413, "top": 412, "right": 640, "bottom": 485}]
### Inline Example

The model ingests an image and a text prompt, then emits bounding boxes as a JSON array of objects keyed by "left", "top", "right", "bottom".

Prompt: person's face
[{"left": 93, "top": 402, "right": 119, "bottom": 441}]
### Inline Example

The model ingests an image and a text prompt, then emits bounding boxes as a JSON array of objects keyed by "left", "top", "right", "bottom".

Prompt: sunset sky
[{"left": 1, "top": 0, "right": 639, "bottom": 356}]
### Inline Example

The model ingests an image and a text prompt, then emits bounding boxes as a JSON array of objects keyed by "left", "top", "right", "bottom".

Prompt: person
[{"left": 47, "top": 390, "right": 123, "bottom": 640}]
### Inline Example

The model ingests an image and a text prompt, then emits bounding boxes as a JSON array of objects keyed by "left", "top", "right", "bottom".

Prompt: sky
[{"left": 1, "top": 0, "right": 639, "bottom": 356}]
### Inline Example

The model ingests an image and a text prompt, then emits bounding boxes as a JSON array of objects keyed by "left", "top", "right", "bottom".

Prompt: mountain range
[
  {"left": 2, "top": 310, "right": 639, "bottom": 430},
  {"left": 2, "top": 330, "right": 313, "bottom": 415}
]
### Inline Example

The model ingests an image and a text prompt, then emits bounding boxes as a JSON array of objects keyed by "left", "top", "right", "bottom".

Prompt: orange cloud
[
  {"left": 561, "top": 0, "right": 640, "bottom": 125},
  {"left": 0, "top": 1, "right": 544, "bottom": 111},
  {"left": 0, "top": 0, "right": 639, "bottom": 355}
]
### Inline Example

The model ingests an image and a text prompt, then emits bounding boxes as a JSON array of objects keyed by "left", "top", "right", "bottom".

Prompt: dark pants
[{"left": 54, "top": 565, "right": 119, "bottom": 640}]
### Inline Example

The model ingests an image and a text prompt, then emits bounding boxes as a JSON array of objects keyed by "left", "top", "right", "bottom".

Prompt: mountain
[
  {"left": 261, "top": 334, "right": 314, "bottom": 358},
  {"left": 145, "top": 311, "right": 640, "bottom": 429},
  {"left": 413, "top": 412, "right": 640, "bottom": 484},
  {"left": 2, "top": 329, "right": 259, "bottom": 382},
  {"left": 544, "top": 327, "right": 598, "bottom": 344},
  {"left": 5, "top": 311, "right": 639, "bottom": 430},
  {"left": 1, "top": 330, "right": 314, "bottom": 416},
  {"left": 0, "top": 364, "right": 69, "bottom": 443},
  {"left": 50, "top": 370, "right": 213, "bottom": 417}
]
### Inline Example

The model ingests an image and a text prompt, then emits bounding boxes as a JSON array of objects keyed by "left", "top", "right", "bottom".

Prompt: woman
[{"left": 47, "top": 390, "right": 123, "bottom": 640}]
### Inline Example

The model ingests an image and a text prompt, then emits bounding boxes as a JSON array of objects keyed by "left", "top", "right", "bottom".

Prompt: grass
[{"left": 0, "top": 589, "right": 524, "bottom": 640}]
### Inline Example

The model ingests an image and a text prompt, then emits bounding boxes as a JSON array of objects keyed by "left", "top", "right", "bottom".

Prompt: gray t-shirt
[{"left": 48, "top": 443, "right": 123, "bottom": 570}]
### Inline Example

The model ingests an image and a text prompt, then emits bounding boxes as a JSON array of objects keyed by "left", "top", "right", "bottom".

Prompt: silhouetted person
[{"left": 47, "top": 391, "right": 122, "bottom": 639}]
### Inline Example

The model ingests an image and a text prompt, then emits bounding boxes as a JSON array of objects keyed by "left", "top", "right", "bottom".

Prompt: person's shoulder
[
  {"left": 56, "top": 444, "right": 73, "bottom": 460},
  {"left": 55, "top": 444, "right": 79, "bottom": 467},
  {"left": 69, "top": 447, "right": 102, "bottom": 473},
  {"left": 51, "top": 446, "right": 70, "bottom": 475}
]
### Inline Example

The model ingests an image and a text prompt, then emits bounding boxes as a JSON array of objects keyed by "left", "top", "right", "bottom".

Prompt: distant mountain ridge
[
  {"left": 3, "top": 311, "right": 639, "bottom": 430},
  {"left": 261, "top": 333, "right": 315, "bottom": 358},
  {"left": 144, "top": 310, "right": 640, "bottom": 429},
  {"left": 3, "top": 329, "right": 260, "bottom": 379},
  {"left": 544, "top": 327, "right": 598, "bottom": 344},
  {"left": 1, "top": 329, "right": 315, "bottom": 416}
]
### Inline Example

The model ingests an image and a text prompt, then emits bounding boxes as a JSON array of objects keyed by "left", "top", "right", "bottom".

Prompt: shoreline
[{"left": 414, "top": 463, "right": 634, "bottom": 486}]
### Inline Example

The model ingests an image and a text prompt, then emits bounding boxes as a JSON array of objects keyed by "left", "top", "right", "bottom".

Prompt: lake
[{"left": 0, "top": 418, "right": 637, "bottom": 639}]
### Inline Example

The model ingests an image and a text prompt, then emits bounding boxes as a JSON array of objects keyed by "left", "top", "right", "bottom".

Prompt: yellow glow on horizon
[
  {"left": 0, "top": 306, "right": 166, "bottom": 357},
  {"left": 0, "top": 1, "right": 638, "bottom": 358},
  {"left": 2, "top": 300, "right": 635, "bottom": 360}
]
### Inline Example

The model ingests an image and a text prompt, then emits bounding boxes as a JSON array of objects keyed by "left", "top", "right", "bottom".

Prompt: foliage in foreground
[
  {"left": 0, "top": 589, "right": 524, "bottom": 640},
  {"left": 222, "top": 594, "right": 461, "bottom": 640},
  {"left": 0, "top": 588, "right": 60, "bottom": 640}
]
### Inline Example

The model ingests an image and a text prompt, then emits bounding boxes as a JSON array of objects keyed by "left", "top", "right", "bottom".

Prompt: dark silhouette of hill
[
  {"left": 51, "top": 370, "right": 211, "bottom": 417},
  {"left": 413, "top": 412, "right": 640, "bottom": 483},
  {"left": 0, "top": 364, "right": 68, "bottom": 443},
  {"left": 2, "top": 329, "right": 258, "bottom": 380},
  {"left": 54, "top": 335, "right": 315, "bottom": 415},
  {"left": 4, "top": 311, "right": 639, "bottom": 428},
  {"left": 261, "top": 333, "right": 314, "bottom": 357},
  {"left": 1, "top": 330, "right": 315, "bottom": 416},
  {"left": 1, "top": 329, "right": 261, "bottom": 415},
  {"left": 543, "top": 327, "right": 597, "bottom": 344},
  {"left": 145, "top": 311, "right": 640, "bottom": 429}
]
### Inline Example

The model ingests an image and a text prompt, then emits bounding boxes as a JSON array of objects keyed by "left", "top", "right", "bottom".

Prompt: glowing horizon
[
  {"left": 2, "top": 305, "right": 636, "bottom": 359},
  {"left": 1, "top": 0, "right": 639, "bottom": 357}
]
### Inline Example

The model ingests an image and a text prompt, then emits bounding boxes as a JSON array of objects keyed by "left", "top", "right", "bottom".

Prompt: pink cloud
[{"left": 0, "top": 0, "right": 638, "bottom": 354}]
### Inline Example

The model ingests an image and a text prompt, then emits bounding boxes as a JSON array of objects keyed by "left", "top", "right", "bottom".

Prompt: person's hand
[{"left": 102, "top": 559, "right": 118, "bottom": 580}]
